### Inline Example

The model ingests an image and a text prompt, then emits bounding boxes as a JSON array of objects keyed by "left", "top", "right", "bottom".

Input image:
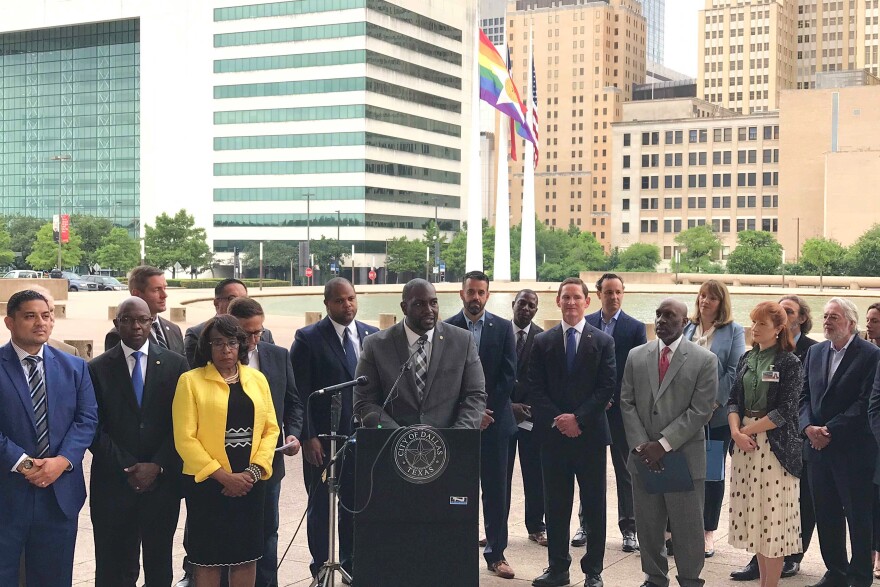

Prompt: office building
[{"left": 642, "top": 0, "right": 665, "bottom": 65}]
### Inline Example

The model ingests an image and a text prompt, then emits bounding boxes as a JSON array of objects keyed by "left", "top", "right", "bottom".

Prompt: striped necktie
[
  {"left": 413, "top": 336, "right": 428, "bottom": 401},
  {"left": 151, "top": 320, "right": 168, "bottom": 349},
  {"left": 24, "top": 355, "right": 49, "bottom": 457}
]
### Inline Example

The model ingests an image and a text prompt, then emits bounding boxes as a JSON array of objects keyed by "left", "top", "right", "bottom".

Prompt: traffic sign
[
  {"left": 305, "top": 267, "right": 313, "bottom": 278},
  {"left": 368, "top": 269, "right": 376, "bottom": 281}
]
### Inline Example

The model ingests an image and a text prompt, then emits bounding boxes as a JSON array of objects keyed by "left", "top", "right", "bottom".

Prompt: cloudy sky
[{"left": 664, "top": 0, "right": 704, "bottom": 77}]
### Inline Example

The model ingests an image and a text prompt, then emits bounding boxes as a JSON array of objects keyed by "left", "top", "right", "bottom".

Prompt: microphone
[
  {"left": 313, "top": 375, "right": 369, "bottom": 395},
  {"left": 380, "top": 338, "right": 426, "bottom": 414},
  {"left": 361, "top": 411, "right": 380, "bottom": 429},
  {"left": 322, "top": 410, "right": 381, "bottom": 480}
]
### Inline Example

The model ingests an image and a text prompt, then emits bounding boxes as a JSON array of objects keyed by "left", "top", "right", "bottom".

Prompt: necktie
[
  {"left": 24, "top": 355, "right": 49, "bottom": 457},
  {"left": 516, "top": 329, "right": 526, "bottom": 361},
  {"left": 413, "top": 336, "right": 428, "bottom": 401},
  {"left": 151, "top": 320, "right": 168, "bottom": 349},
  {"left": 131, "top": 350, "right": 144, "bottom": 407},
  {"left": 659, "top": 346, "right": 671, "bottom": 383},
  {"left": 342, "top": 327, "right": 358, "bottom": 375},
  {"left": 565, "top": 327, "right": 578, "bottom": 373}
]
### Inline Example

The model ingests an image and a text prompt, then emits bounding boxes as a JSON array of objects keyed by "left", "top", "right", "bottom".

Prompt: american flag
[{"left": 528, "top": 54, "right": 540, "bottom": 167}]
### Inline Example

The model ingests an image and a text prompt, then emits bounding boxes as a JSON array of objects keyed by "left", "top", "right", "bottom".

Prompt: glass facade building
[
  {"left": 0, "top": 19, "right": 140, "bottom": 232},
  {"left": 641, "top": 0, "right": 665, "bottom": 65}
]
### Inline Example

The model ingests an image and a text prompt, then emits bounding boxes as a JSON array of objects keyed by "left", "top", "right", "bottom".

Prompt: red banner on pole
[{"left": 60, "top": 214, "right": 70, "bottom": 244}]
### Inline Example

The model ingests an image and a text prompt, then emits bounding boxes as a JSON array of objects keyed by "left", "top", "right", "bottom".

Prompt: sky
[{"left": 663, "top": 0, "right": 704, "bottom": 77}]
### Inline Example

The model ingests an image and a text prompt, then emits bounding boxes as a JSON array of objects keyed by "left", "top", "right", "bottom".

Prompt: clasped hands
[
  {"left": 632, "top": 441, "right": 666, "bottom": 472},
  {"left": 804, "top": 425, "right": 831, "bottom": 451},
  {"left": 19, "top": 456, "right": 69, "bottom": 488},
  {"left": 211, "top": 468, "right": 255, "bottom": 498}
]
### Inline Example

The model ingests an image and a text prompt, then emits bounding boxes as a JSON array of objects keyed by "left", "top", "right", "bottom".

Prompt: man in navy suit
[
  {"left": 572, "top": 274, "right": 646, "bottom": 553},
  {"left": 228, "top": 297, "right": 302, "bottom": 587},
  {"left": 0, "top": 289, "right": 98, "bottom": 586},
  {"left": 291, "top": 277, "right": 378, "bottom": 580},
  {"left": 801, "top": 297, "right": 880, "bottom": 587},
  {"left": 446, "top": 271, "right": 518, "bottom": 580},
  {"left": 528, "top": 278, "right": 616, "bottom": 587}
]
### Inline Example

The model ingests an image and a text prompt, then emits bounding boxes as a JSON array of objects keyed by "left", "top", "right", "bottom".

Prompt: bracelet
[{"left": 245, "top": 464, "right": 262, "bottom": 483}]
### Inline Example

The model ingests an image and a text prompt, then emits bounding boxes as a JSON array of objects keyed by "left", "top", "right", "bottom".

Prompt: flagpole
[
  {"left": 520, "top": 24, "right": 537, "bottom": 281},
  {"left": 466, "top": 13, "right": 484, "bottom": 272},
  {"left": 493, "top": 74, "right": 511, "bottom": 281}
]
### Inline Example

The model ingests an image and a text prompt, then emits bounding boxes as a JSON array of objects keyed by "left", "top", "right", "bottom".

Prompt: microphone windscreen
[
  {"left": 356, "top": 375, "right": 369, "bottom": 386},
  {"left": 362, "top": 411, "right": 380, "bottom": 428}
]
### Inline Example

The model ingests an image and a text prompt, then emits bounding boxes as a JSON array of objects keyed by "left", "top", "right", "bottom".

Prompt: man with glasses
[
  {"left": 88, "top": 297, "right": 189, "bottom": 586},
  {"left": 228, "top": 297, "right": 302, "bottom": 587},
  {"left": 183, "top": 278, "right": 274, "bottom": 367}
]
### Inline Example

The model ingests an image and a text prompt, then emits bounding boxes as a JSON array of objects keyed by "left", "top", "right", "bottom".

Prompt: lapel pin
[
  {"left": 156, "top": 361, "right": 161, "bottom": 365},
  {"left": 439, "top": 336, "right": 444, "bottom": 340},
  {"left": 489, "top": 322, "right": 493, "bottom": 327}
]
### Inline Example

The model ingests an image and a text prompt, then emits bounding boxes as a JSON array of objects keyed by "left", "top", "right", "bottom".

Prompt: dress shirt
[
  {"left": 11, "top": 342, "right": 46, "bottom": 472},
  {"left": 657, "top": 334, "right": 683, "bottom": 453},
  {"left": 600, "top": 308, "right": 622, "bottom": 336},
  {"left": 403, "top": 320, "right": 434, "bottom": 369},
  {"left": 120, "top": 339, "right": 150, "bottom": 379},
  {"left": 562, "top": 317, "right": 586, "bottom": 352},
  {"left": 247, "top": 345, "right": 260, "bottom": 371},
  {"left": 512, "top": 322, "right": 532, "bottom": 338},
  {"left": 466, "top": 312, "right": 486, "bottom": 349},
  {"left": 828, "top": 333, "right": 856, "bottom": 381},
  {"left": 330, "top": 319, "right": 360, "bottom": 360}
]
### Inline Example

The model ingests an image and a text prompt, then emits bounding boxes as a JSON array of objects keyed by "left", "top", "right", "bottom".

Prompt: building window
[
  {"left": 623, "top": 155, "right": 630, "bottom": 168},
  {"left": 623, "top": 133, "right": 631, "bottom": 146},
  {"left": 622, "top": 198, "right": 630, "bottom": 210},
  {"left": 623, "top": 177, "right": 630, "bottom": 190},
  {"left": 622, "top": 222, "right": 629, "bottom": 233}
]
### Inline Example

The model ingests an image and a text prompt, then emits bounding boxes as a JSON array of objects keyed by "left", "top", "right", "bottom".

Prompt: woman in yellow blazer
[{"left": 173, "top": 315, "right": 279, "bottom": 587}]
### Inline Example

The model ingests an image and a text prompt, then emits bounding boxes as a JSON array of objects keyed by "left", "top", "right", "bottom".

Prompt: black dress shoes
[
  {"left": 664, "top": 538, "right": 673, "bottom": 557},
  {"left": 571, "top": 527, "right": 587, "bottom": 547},
  {"left": 622, "top": 531, "right": 639, "bottom": 552},
  {"left": 805, "top": 574, "right": 846, "bottom": 587},
  {"left": 730, "top": 557, "right": 759, "bottom": 581},
  {"left": 174, "top": 577, "right": 191, "bottom": 587},
  {"left": 532, "top": 568, "right": 571, "bottom": 587},
  {"left": 585, "top": 574, "right": 603, "bottom": 587},
  {"left": 639, "top": 582, "right": 661, "bottom": 587},
  {"left": 780, "top": 560, "right": 799, "bottom": 578}
]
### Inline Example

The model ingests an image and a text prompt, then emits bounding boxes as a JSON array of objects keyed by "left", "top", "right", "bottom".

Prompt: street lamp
[
  {"left": 336, "top": 210, "right": 341, "bottom": 242},
  {"left": 51, "top": 155, "right": 71, "bottom": 270}
]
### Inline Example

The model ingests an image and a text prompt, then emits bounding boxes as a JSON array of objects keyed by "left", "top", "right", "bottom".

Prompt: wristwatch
[{"left": 18, "top": 457, "right": 34, "bottom": 473}]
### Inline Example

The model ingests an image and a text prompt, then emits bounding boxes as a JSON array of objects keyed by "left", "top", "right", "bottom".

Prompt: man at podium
[{"left": 354, "top": 278, "right": 486, "bottom": 429}]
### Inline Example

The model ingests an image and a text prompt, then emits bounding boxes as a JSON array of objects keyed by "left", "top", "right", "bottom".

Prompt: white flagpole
[
  {"left": 520, "top": 25, "right": 537, "bottom": 281},
  {"left": 466, "top": 14, "right": 484, "bottom": 272},
  {"left": 493, "top": 102, "right": 511, "bottom": 281}
]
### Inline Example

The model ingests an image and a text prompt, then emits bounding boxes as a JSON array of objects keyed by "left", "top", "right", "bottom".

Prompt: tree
[
  {"left": 0, "top": 228, "right": 14, "bottom": 268},
  {"left": 144, "top": 210, "right": 213, "bottom": 278},
  {"left": 241, "top": 241, "right": 298, "bottom": 279},
  {"left": 26, "top": 223, "right": 84, "bottom": 270},
  {"left": 442, "top": 220, "right": 495, "bottom": 281},
  {"left": 674, "top": 225, "right": 722, "bottom": 273},
  {"left": 3, "top": 216, "right": 44, "bottom": 269},
  {"left": 616, "top": 243, "right": 661, "bottom": 272},
  {"left": 725, "top": 230, "right": 783, "bottom": 275},
  {"left": 95, "top": 227, "right": 141, "bottom": 272},
  {"left": 801, "top": 237, "right": 846, "bottom": 291},
  {"left": 310, "top": 236, "right": 348, "bottom": 274},
  {"left": 844, "top": 224, "right": 880, "bottom": 276},
  {"left": 70, "top": 215, "right": 114, "bottom": 271},
  {"left": 385, "top": 237, "right": 426, "bottom": 281}
]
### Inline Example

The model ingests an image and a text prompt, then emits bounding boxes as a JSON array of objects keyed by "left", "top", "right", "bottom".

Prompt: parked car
[
  {"left": 2, "top": 270, "right": 42, "bottom": 279},
  {"left": 83, "top": 275, "right": 127, "bottom": 291},
  {"left": 61, "top": 271, "right": 98, "bottom": 292}
]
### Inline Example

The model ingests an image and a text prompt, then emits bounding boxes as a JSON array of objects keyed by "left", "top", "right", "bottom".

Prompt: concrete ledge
[
  {"left": 305, "top": 311, "right": 322, "bottom": 325},
  {"left": 0, "top": 279, "right": 69, "bottom": 301},
  {"left": 64, "top": 340, "right": 94, "bottom": 360},
  {"left": 170, "top": 307, "right": 186, "bottom": 322},
  {"left": 378, "top": 313, "right": 397, "bottom": 330},
  {"left": 108, "top": 306, "right": 117, "bottom": 320},
  {"left": 54, "top": 303, "right": 66, "bottom": 319}
]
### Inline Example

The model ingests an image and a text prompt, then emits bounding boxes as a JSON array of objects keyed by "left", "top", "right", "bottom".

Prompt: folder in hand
[{"left": 633, "top": 451, "right": 694, "bottom": 494}]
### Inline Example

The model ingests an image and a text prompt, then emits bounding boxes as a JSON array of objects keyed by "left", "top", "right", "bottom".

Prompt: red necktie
[{"left": 659, "top": 346, "right": 671, "bottom": 383}]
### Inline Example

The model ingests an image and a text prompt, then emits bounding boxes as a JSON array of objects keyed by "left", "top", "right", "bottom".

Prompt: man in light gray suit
[
  {"left": 354, "top": 278, "right": 486, "bottom": 429},
  {"left": 619, "top": 299, "right": 717, "bottom": 587}
]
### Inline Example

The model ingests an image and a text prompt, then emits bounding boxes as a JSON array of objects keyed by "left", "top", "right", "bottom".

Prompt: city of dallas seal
[{"left": 393, "top": 426, "right": 449, "bottom": 484}]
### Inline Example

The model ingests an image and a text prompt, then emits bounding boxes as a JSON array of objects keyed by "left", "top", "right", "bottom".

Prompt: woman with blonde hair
[{"left": 727, "top": 301, "right": 803, "bottom": 587}]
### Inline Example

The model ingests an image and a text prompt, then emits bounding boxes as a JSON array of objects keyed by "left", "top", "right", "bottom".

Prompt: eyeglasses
[
  {"left": 208, "top": 339, "right": 240, "bottom": 350},
  {"left": 244, "top": 329, "right": 264, "bottom": 338},
  {"left": 118, "top": 316, "right": 153, "bottom": 326}
]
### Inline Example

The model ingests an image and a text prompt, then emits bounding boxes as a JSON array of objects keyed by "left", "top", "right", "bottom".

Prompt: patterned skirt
[{"left": 728, "top": 417, "right": 801, "bottom": 558}]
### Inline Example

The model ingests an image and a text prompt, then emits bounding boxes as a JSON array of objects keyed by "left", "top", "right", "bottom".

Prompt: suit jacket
[
  {"left": 800, "top": 335, "right": 880, "bottom": 469},
  {"left": 683, "top": 320, "right": 745, "bottom": 428},
  {"left": 586, "top": 310, "right": 648, "bottom": 405},
  {"left": 186, "top": 321, "right": 274, "bottom": 367},
  {"left": 105, "top": 315, "right": 184, "bottom": 356},
  {"left": 290, "top": 316, "right": 378, "bottom": 439},
  {"left": 445, "top": 311, "right": 517, "bottom": 437},
  {"left": 0, "top": 342, "right": 98, "bottom": 521},
  {"left": 794, "top": 332, "right": 818, "bottom": 363},
  {"left": 254, "top": 341, "right": 303, "bottom": 483},
  {"left": 620, "top": 338, "right": 717, "bottom": 480},
  {"left": 353, "top": 321, "right": 486, "bottom": 429},
  {"left": 511, "top": 321, "right": 543, "bottom": 404},
  {"left": 88, "top": 342, "right": 190, "bottom": 509},
  {"left": 526, "top": 322, "right": 616, "bottom": 445}
]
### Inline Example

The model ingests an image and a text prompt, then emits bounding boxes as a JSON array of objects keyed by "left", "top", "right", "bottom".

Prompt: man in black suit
[
  {"left": 571, "top": 274, "right": 646, "bottom": 553},
  {"left": 89, "top": 297, "right": 189, "bottom": 587},
  {"left": 183, "top": 278, "right": 275, "bottom": 367},
  {"left": 800, "top": 297, "right": 880, "bottom": 587},
  {"left": 528, "top": 277, "right": 615, "bottom": 587},
  {"left": 291, "top": 277, "right": 378, "bottom": 581},
  {"left": 446, "top": 271, "right": 518, "bottom": 580},
  {"left": 105, "top": 266, "right": 184, "bottom": 355},
  {"left": 506, "top": 289, "right": 546, "bottom": 547},
  {"left": 732, "top": 294, "right": 817, "bottom": 581},
  {"left": 228, "top": 297, "right": 302, "bottom": 587}
]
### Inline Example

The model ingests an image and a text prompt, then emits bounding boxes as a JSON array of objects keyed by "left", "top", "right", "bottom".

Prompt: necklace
[{"left": 221, "top": 366, "right": 240, "bottom": 385}]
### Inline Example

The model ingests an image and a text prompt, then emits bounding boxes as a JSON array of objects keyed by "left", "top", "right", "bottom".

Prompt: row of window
[
  {"left": 637, "top": 194, "right": 779, "bottom": 210},
  {"left": 214, "top": 0, "right": 462, "bottom": 42},
  {"left": 213, "top": 185, "right": 459, "bottom": 207},
  {"left": 214, "top": 213, "right": 460, "bottom": 231},
  {"left": 624, "top": 125, "right": 780, "bottom": 147},
  {"left": 0, "top": 25, "right": 139, "bottom": 57},
  {"left": 213, "top": 104, "right": 461, "bottom": 137},
  {"left": 626, "top": 149, "right": 780, "bottom": 168},
  {"left": 213, "top": 131, "right": 461, "bottom": 161},
  {"left": 214, "top": 159, "right": 460, "bottom": 184},
  {"left": 637, "top": 218, "right": 778, "bottom": 234},
  {"left": 625, "top": 171, "right": 779, "bottom": 190}
]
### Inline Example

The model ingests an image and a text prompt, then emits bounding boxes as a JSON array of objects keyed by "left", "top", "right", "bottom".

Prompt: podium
[{"left": 352, "top": 427, "right": 480, "bottom": 587}]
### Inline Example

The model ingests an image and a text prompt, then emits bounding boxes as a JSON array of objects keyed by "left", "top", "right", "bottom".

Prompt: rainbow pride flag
[{"left": 478, "top": 29, "right": 535, "bottom": 146}]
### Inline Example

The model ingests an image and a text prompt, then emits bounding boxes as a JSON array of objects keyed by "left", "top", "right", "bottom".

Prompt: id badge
[{"left": 761, "top": 366, "right": 780, "bottom": 383}]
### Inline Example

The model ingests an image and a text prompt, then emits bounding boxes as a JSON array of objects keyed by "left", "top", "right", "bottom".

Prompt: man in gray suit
[
  {"left": 354, "top": 278, "right": 486, "bottom": 429},
  {"left": 620, "top": 299, "right": 717, "bottom": 587}
]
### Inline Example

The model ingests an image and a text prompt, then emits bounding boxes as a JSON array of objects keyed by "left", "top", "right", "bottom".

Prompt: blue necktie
[
  {"left": 342, "top": 327, "right": 358, "bottom": 375},
  {"left": 566, "top": 327, "right": 578, "bottom": 373},
  {"left": 131, "top": 350, "right": 144, "bottom": 407},
  {"left": 24, "top": 355, "right": 49, "bottom": 457}
]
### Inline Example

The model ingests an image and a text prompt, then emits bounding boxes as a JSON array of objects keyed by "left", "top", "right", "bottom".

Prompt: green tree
[
  {"left": 616, "top": 243, "right": 661, "bottom": 272},
  {"left": 725, "top": 230, "right": 783, "bottom": 275},
  {"left": 0, "top": 228, "right": 14, "bottom": 268},
  {"left": 144, "top": 210, "right": 213, "bottom": 277},
  {"left": 26, "top": 223, "right": 84, "bottom": 270},
  {"left": 801, "top": 237, "right": 846, "bottom": 291},
  {"left": 70, "top": 215, "right": 114, "bottom": 270},
  {"left": 310, "top": 236, "right": 347, "bottom": 274},
  {"left": 3, "top": 216, "right": 44, "bottom": 269},
  {"left": 674, "top": 225, "right": 722, "bottom": 273},
  {"left": 386, "top": 237, "right": 426, "bottom": 281},
  {"left": 241, "top": 241, "right": 298, "bottom": 279},
  {"left": 442, "top": 220, "right": 495, "bottom": 281},
  {"left": 95, "top": 227, "right": 142, "bottom": 272},
  {"left": 844, "top": 224, "right": 880, "bottom": 276}
]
